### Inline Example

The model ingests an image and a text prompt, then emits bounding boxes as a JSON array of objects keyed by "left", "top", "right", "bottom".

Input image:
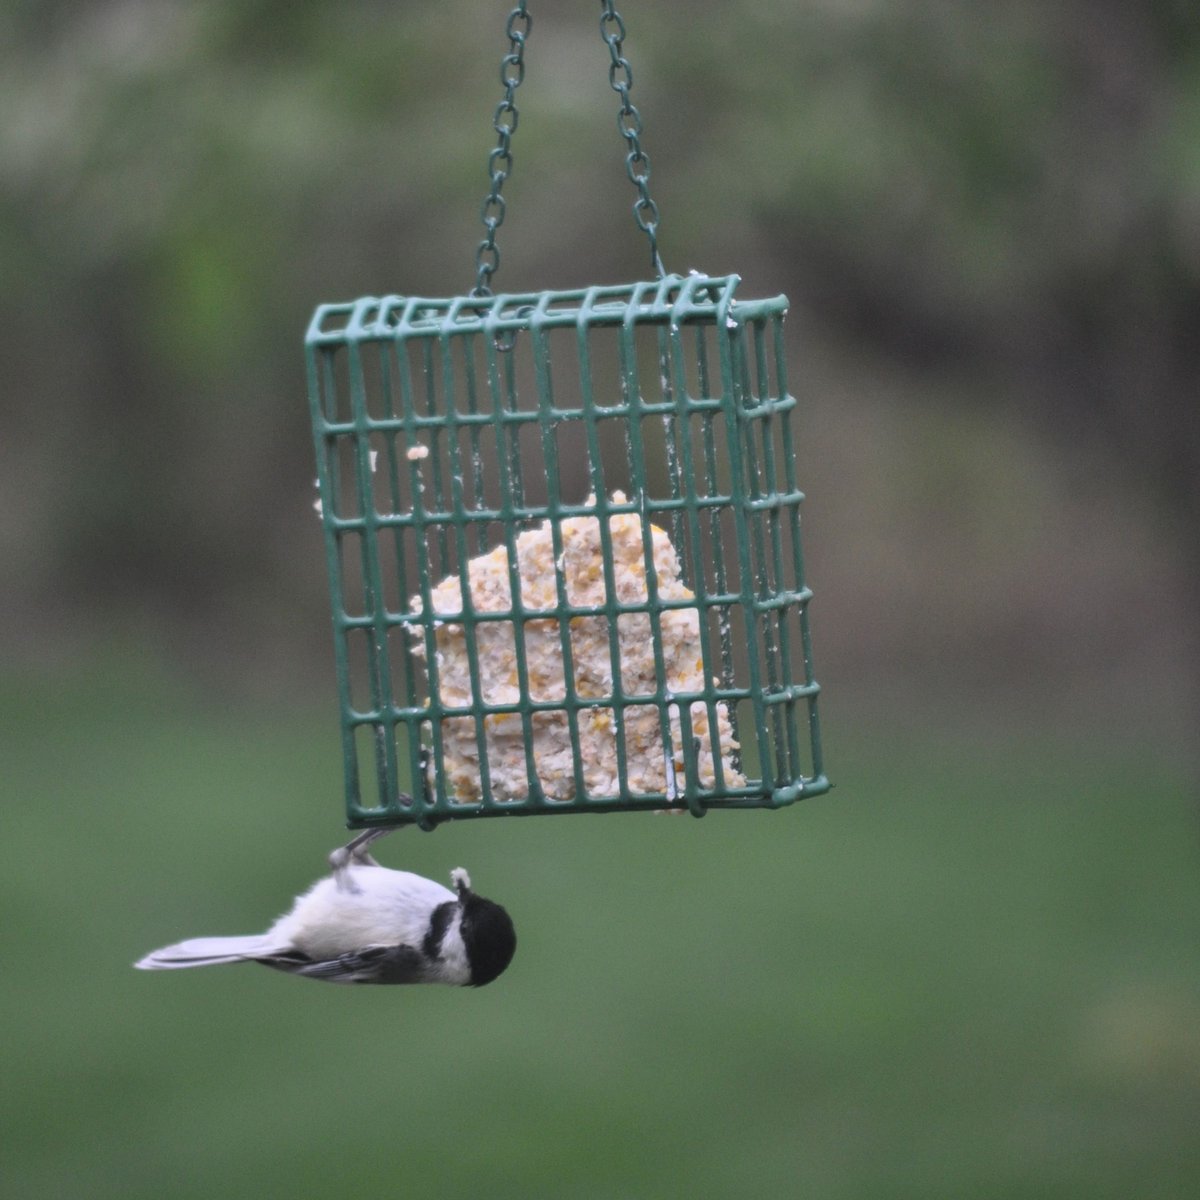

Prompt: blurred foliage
[{"left": 3, "top": 2, "right": 1198, "bottom": 712}]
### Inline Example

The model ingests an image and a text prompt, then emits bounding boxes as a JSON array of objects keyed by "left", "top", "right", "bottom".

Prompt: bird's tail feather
[{"left": 134, "top": 934, "right": 283, "bottom": 970}]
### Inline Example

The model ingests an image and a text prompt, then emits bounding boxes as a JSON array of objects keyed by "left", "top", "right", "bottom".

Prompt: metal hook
[{"left": 493, "top": 304, "right": 535, "bottom": 352}]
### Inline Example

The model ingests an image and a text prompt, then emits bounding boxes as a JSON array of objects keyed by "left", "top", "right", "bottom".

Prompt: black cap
[{"left": 459, "top": 892, "right": 517, "bottom": 987}]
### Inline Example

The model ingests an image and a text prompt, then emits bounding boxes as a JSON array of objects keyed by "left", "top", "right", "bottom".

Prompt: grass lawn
[{"left": 2, "top": 663, "right": 1198, "bottom": 1199}]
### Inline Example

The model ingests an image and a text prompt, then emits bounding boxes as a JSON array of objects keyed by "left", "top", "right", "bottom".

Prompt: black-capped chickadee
[{"left": 134, "top": 828, "right": 516, "bottom": 987}]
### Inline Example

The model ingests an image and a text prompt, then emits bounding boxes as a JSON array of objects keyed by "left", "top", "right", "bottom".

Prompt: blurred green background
[{"left": 3, "top": 2, "right": 1199, "bottom": 1197}]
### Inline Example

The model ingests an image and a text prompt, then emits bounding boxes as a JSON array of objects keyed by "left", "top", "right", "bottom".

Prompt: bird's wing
[{"left": 256, "top": 943, "right": 430, "bottom": 985}]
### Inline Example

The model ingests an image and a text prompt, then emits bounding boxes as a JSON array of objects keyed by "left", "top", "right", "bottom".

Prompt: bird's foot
[{"left": 329, "top": 826, "right": 397, "bottom": 892}]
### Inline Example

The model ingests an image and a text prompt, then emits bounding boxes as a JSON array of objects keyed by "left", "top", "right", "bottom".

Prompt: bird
[{"left": 134, "top": 828, "right": 516, "bottom": 987}]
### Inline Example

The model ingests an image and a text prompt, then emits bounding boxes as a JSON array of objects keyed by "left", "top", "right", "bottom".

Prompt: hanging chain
[
  {"left": 472, "top": 1, "right": 666, "bottom": 294},
  {"left": 599, "top": 1, "right": 664, "bottom": 278},
  {"left": 473, "top": 3, "right": 532, "bottom": 297}
]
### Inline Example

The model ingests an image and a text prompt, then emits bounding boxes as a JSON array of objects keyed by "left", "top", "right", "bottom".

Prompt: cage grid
[{"left": 305, "top": 272, "right": 827, "bottom": 829}]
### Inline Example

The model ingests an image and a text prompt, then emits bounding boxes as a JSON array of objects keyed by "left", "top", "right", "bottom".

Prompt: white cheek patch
[{"left": 435, "top": 911, "right": 471, "bottom": 985}]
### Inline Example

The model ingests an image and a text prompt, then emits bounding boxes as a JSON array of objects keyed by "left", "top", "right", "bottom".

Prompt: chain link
[
  {"left": 473, "top": 3, "right": 532, "bottom": 297},
  {"left": 472, "top": 1, "right": 666, "bottom": 294},
  {"left": 600, "top": 1, "right": 664, "bottom": 278}
]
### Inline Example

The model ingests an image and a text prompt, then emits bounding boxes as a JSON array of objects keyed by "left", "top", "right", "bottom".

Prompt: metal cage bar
[{"left": 305, "top": 273, "right": 828, "bottom": 828}]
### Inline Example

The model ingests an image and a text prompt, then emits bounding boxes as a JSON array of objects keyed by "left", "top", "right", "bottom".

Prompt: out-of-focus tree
[
  {"left": 656, "top": 2, "right": 1200, "bottom": 537},
  {"left": 2, "top": 0, "right": 1197, "bottom": 717}
]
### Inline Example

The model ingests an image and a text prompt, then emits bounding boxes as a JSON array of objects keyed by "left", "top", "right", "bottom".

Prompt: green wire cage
[{"left": 304, "top": 5, "right": 828, "bottom": 830}]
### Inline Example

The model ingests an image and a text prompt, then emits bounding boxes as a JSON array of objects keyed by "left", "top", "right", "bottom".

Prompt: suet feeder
[{"left": 305, "top": 3, "right": 828, "bottom": 830}]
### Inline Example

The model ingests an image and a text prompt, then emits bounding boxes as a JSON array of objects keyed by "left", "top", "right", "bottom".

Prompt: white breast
[{"left": 268, "top": 866, "right": 456, "bottom": 962}]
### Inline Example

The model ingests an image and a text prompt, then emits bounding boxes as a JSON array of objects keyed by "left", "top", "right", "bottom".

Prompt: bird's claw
[{"left": 329, "top": 826, "right": 399, "bottom": 892}]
